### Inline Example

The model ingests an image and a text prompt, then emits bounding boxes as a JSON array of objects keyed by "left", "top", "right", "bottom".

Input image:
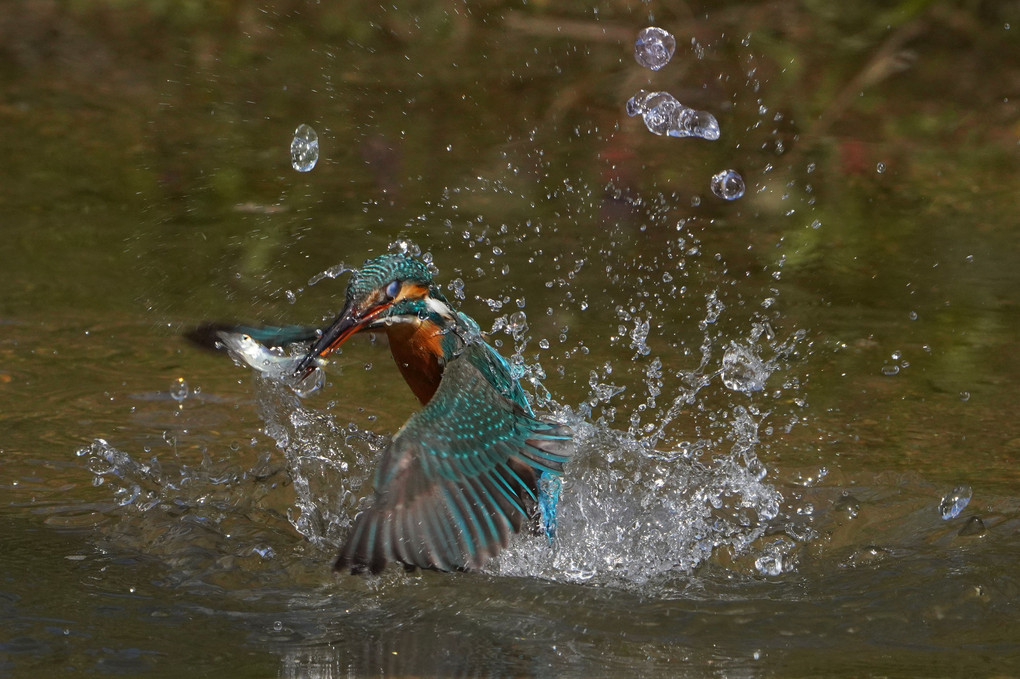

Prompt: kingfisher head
[{"left": 296, "top": 254, "right": 453, "bottom": 374}]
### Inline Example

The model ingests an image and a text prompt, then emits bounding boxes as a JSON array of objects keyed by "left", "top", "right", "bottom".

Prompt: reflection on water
[{"left": 2, "top": 0, "right": 1020, "bottom": 676}]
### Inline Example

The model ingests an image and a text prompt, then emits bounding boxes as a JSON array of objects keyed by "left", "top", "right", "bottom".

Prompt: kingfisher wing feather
[
  {"left": 334, "top": 343, "right": 572, "bottom": 574},
  {"left": 186, "top": 323, "right": 320, "bottom": 351}
]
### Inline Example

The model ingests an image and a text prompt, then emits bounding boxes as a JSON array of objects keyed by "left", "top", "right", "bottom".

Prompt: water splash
[
  {"left": 81, "top": 162, "right": 818, "bottom": 591},
  {"left": 256, "top": 379, "right": 387, "bottom": 550},
  {"left": 308, "top": 262, "right": 350, "bottom": 286},
  {"left": 490, "top": 419, "right": 785, "bottom": 587},
  {"left": 721, "top": 341, "right": 768, "bottom": 393},
  {"left": 74, "top": 434, "right": 307, "bottom": 586}
]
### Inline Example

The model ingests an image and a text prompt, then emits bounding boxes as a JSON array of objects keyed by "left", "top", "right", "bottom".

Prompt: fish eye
[{"left": 384, "top": 280, "right": 401, "bottom": 299}]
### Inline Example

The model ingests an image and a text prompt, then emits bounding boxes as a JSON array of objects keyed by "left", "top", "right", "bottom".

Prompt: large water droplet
[
  {"left": 710, "top": 169, "right": 746, "bottom": 200},
  {"left": 626, "top": 91, "right": 720, "bottom": 141},
  {"left": 681, "top": 110, "right": 720, "bottom": 141},
  {"left": 634, "top": 27, "right": 676, "bottom": 71},
  {"left": 290, "top": 124, "right": 319, "bottom": 172},
  {"left": 939, "top": 484, "right": 972, "bottom": 520},
  {"left": 448, "top": 277, "right": 466, "bottom": 300},
  {"left": 507, "top": 311, "right": 528, "bottom": 339},
  {"left": 958, "top": 515, "right": 985, "bottom": 536},
  {"left": 170, "top": 377, "right": 189, "bottom": 402},
  {"left": 289, "top": 367, "right": 325, "bottom": 398},
  {"left": 640, "top": 92, "right": 682, "bottom": 136},
  {"left": 625, "top": 89, "right": 649, "bottom": 117}
]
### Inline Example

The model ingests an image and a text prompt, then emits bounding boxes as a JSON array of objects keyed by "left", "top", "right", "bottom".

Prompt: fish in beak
[{"left": 295, "top": 298, "right": 394, "bottom": 376}]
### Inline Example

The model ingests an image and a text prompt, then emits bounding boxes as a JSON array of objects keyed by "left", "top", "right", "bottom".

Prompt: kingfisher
[{"left": 266, "top": 254, "right": 573, "bottom": 574}]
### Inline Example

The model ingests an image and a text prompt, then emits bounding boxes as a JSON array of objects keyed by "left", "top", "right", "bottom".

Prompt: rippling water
[{"left": 2, "top": 2, "right": 1019, "bottom": 676}]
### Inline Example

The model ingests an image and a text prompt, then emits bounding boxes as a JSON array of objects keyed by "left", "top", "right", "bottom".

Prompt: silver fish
[{"left": 216, "top": 331, "right": 325, "bottom": 397}]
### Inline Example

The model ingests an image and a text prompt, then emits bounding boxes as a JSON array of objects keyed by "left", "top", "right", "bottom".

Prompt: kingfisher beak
[{"left": 295, "top": 300, "right": 391, "bottom": 376}]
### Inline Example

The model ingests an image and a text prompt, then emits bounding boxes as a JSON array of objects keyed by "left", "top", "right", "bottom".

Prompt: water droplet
[
  {"left": 290, "top": 367, "right": 325, "bottom": 398},
  {"left": 939, "top": 484, "right": 972, "bottom": 520},
  {"left": 627, "top": 91, "right": 720, "bottom": 140},
  {"left": 810, "top": 219, "right": 822, "bottom": 229},
  {"left": 273, "top": 620, "right": 283, "bottom": 632},
  {"left": 833, "top": 493, "right": 860, "bottom": 519},
  {"left": 958, "top": 515, "right": 985, "bottom": 537},
  {"left": 634, "top": 27, "right": 676, "bottom": 71},
  {"left": 679, "top": 110, "right": 720, "bottom": 140},
  {"left": 507, "top": 311, "right": 528, "bottom": 339},
  {"left": 960, "top": 391, "right": 970, "bottom": 402},
  {"left": 625, "top": 89, "right": 648, "bottom": 117},
  {"left": 638, "top": 91, "right": 682, "bottom": 135},
  {"left": 449, "top": 277, "right": 466, "bottom": 300},
  {"left": 290, "top": 124, "right": 319, "bottom": 172},
  {"left": 308, "top": 262, "right": 349, "bottom": 286},
  {"left": 876, "top": 162, "right": 886, "bottom": 174},
  {"left": 881, "top": 364, "right": 900, "bottom": 376},
  {"left": 252, "top": 544, "right": 276, "bottom": 559},
  {"left": 538, "top": 338, "right": 550, "bottom": 349},
  {"left": 845, "top": 546, "right": 890, "bottom": 567},
  {"left": 710, "top": 169, "right": 746, "bottom": 201},
  {"left": 170, "top": 377, "right": 189, "bottom": 402},
  {"left": 754, "top": 552, "right": 784, "bottom": 576}
]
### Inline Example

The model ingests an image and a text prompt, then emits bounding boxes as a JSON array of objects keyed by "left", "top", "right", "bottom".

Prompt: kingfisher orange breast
[{"left": 384, "top": 319, "right": 445, "bottom": 405}]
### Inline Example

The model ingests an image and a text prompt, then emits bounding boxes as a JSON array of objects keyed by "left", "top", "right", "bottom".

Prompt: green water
[{"left": 2, "top": 2, "right": 1019, "bottom": 676}]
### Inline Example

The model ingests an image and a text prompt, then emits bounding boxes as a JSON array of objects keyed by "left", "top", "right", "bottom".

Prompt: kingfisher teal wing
[
  {"left": 186, "top": 323, "right": 320, "bottom": 351},
  {"left": 334, "top": 343, "right": 572, "bottom": 574}
]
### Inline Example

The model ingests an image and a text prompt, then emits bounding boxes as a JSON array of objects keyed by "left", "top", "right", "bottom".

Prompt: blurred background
[{"left": 1, "top": 1, "right": 1018, "bottom": 676}]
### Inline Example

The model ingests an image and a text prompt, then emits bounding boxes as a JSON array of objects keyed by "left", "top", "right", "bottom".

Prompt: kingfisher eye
[{"left": 384, "top": 280, "right": 401, "bottom": 300}]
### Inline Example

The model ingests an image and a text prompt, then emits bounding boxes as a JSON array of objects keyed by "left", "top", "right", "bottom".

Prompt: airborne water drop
[
  {"left": 634, "top": 27, "right": 676, "bottom": 71},
  {"left": 710, "top": 170, "right": 746, "bottom": 201},
  {"left": 291, "top": 124, "right": 319, "bottom": 172}
]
